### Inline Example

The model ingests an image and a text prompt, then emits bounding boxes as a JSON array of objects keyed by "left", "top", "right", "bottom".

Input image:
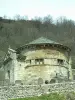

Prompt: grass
[{"left": 9, "top": 93, "right": 67, "bottom": 100}]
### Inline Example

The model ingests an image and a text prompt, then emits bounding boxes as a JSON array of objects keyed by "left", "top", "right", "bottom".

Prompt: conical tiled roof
[
  {"left": 16, "top": 37, "right": 71, "bottom": 52},
  {"left": 27, "top": 37, "right": 61, "bottom": 45}
]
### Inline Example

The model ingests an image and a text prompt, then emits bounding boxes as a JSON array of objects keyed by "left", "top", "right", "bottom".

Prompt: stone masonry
[{"left": 0, "top": 81, "right": 75, "bottom": 100}]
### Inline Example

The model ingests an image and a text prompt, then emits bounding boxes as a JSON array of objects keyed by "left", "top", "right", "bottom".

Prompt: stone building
[{"left": 3, "top": 37, "right": 73, "bottom": 84}]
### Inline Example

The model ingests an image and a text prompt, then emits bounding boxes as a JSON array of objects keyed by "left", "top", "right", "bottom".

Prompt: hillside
[{"left": 0, "top": 16, "right": 75, "bottom": 68}]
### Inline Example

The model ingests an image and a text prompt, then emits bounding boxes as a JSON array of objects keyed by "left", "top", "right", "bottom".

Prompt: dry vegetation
[{"left": 0, "top": 15, "right": 75, "bottom": 68}]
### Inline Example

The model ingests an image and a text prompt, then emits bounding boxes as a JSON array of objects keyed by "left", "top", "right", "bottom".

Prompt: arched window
[
  {"left": 38, "top": 78, "right": 43, "bottom": 85},
  {"left": 50, "top": 79, "right": 56, "bottom": 83}
]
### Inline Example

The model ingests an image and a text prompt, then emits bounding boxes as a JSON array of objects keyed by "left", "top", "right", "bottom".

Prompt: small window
[
  {"left": 35, "top": 59, "right": 39, "bottom": 64},
  {"left": 8, "top": 70, "right": 10, "bottom": 79},
  {"left": 67, "top": 71, "right": 70, "bottom": 79},
  {"left": 40, "top": 59, "right": 44, "bottom": 64},
  {"left": 57, "top": 59, "right": 64, "bottom": 65},
  {"left": 30, "top": 60, "right": 31, "bottom": 64},
  {"left": 35, "top": 59, "right": 44, "bottom": 65}
]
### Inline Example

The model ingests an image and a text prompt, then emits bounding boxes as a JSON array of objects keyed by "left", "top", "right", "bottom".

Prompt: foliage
[{"left": 9, "top": 93, "right": 66, "bottom": 100}]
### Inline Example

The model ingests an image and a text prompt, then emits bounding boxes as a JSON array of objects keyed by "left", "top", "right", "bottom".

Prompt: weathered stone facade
[{"left": 3, "top": 37, "right": 73, "bottom": 84}]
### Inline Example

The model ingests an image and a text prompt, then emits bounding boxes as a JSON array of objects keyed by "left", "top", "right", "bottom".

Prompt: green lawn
[{"left": 9, "top": 93, "right": 67, "bottom": 100}]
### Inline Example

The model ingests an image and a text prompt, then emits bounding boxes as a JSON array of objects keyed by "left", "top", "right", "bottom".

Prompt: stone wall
[
  {"left": 4, "top": 47, "right": 73, "bottom": 84},
  {"left": 0, "top": 81, "right": 75, "bottom": 100},
  {"left": 20, "top": 48, "right": 72, "bottom": 84}
]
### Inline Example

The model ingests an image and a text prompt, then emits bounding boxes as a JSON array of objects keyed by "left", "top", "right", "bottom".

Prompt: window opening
[
  {"left": 40, "top": 59, "right": 44, "bottom": 64},
  {"left": 57, "top": 59, "right": 64, "bottom": 65},
  {"left": 30, "top": 60, "right": 31, "bottom": 64},
  {"left": 35, "top": 59, "right": 44, "bottom": 65},
  {"left": 35, "top": 59, "right": 39, "bottom": 64},
  {"left": 8, "top": 70, "right": 10, "bottom": 79}
]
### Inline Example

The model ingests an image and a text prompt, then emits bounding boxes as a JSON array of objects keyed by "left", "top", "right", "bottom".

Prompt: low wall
[{"left": 1, "top": 81, "right": 75, "bottom": 100}]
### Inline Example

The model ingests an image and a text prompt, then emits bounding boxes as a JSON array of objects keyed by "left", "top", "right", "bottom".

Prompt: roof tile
[{"left": 28, "top": 37, "right": 60, "bottom": 45}]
